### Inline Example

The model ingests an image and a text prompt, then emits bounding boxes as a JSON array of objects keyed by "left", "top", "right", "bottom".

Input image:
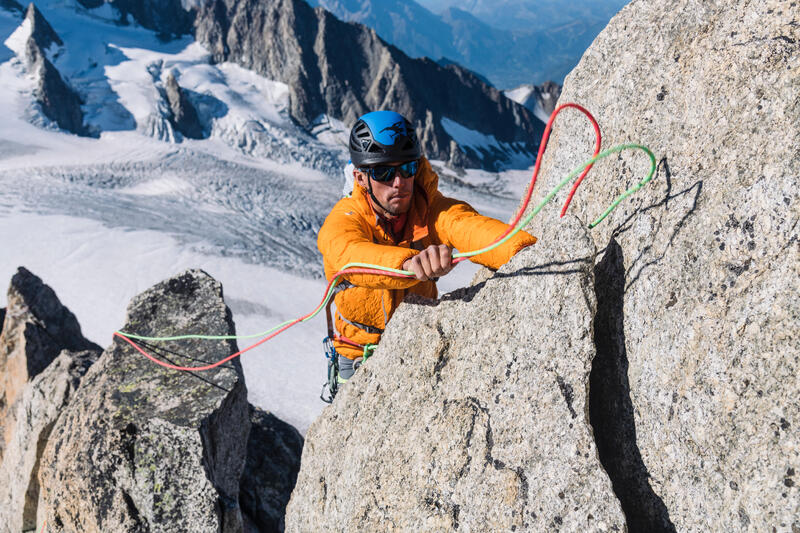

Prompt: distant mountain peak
[{"left": 4, "top": 4, "right": 88, "bottom": 136}]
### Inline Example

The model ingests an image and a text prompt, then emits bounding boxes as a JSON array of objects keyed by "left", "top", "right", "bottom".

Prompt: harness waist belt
[{"left": 337, "top": 310, "right": 384, "bottom": 335}]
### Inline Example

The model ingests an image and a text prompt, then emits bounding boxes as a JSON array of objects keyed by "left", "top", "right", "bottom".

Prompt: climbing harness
[
  {"left": 113, "top": 103, "right": 658, "bottom": 385},
  {"left": 320, "top": 298, "right": 377, "bottom": 403}
]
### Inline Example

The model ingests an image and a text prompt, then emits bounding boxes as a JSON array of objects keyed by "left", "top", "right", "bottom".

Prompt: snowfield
[{"left": 0, "top": 0, "right": 534, "bottom": 432}]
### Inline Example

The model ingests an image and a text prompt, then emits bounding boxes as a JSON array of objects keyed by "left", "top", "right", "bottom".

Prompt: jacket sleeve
[
  {"left": 429, "top": 192, "right": 536, "bottom": 269},
  {"left": 317, "top": 203, "right": 421, "bottom": 290}
]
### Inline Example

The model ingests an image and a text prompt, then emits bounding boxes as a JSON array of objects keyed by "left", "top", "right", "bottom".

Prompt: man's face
[{"left": 354, "top": 161, "right": 415, "bottom": 216}]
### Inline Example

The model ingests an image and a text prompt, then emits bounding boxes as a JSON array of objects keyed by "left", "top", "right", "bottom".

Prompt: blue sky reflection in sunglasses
[{"left": 363, "top": 160, "right": 419, "bottom": 182}]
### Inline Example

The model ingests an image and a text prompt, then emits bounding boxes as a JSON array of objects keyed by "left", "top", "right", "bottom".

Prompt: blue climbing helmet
[{"left": 348, "top": 110, "right": 422, "bottom": 167}]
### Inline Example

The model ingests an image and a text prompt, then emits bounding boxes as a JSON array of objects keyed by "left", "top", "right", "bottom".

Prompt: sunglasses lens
[
  {"left": 370, "top": 166, "right": 395, "bottom": 182},
  {"left": 365, "top": 160, "right": 419, "bottom": 182},
  {"left": 398, "top": 160, "right": 418, "bottom": 178}
]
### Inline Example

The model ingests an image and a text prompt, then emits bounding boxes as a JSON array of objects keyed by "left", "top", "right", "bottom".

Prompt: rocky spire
[
  {"left": 0, "top": 267, "right": 100, "bottom": 442},
  {"left": 23, "top": 2, "right": 62, "bottom": 54},
  {"left": 0, "top": 269, "right": 303, "bottom": 532},
  {"left": 506, "top": 80, "right": 562, "bottom": 122},
  {"left": 164, "top": 70, "right": 204, "bottom": 140},
  {"left": 7, "top": 4, "right": 89, "bottom": 136}
]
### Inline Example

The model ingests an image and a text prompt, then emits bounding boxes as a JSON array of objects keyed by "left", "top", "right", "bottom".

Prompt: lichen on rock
[{"left": 37, "top": 269, "right": 251, "bottom": 532}]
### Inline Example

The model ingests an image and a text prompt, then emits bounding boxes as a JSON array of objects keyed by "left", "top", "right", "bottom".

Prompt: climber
[{"left": 318, "top": 110, "right": 537, "bottom": 390}]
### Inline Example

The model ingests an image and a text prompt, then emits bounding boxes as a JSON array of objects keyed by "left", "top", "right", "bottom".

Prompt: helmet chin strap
[{"left": 367, "top": 177, "right": 398, "bottom": 217}]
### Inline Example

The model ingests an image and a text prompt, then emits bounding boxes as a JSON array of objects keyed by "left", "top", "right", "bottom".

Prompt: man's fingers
[
  {"left": 406, "top": 246, "right": 454, "bottom": 281},
  {"left": 426, "top": 247, "right": 442, "bottom": 276},
  {"left": 438, "top": 245, "right": 453, "bottom": 270},
  {"left": 410, "top": 255, "right": 428, "bottom": 281}
]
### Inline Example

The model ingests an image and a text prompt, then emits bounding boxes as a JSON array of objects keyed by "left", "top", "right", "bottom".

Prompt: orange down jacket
[{"left": 317, "top": 157, "right": 536, "bottom": 359}]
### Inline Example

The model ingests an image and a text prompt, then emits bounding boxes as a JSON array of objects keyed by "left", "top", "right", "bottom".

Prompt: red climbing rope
[
  {"left": 116, "top": 104, "right": 607, "bottom": 371},
  {"left": 113, "top": 267, "right": 409, "bottom": 372},
  {"left": 452, "top": 102, "right": 601, "bottom": 264}
]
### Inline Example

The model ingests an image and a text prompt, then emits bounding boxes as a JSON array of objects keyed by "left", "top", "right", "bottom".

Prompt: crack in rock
[{"left": 589, "top": 239, "right": 676, "bottom": 533}]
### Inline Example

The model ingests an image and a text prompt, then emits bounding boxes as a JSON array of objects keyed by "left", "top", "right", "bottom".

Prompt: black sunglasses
[{"left": 360, "top": 160, "right": 419, "bottom": 182}]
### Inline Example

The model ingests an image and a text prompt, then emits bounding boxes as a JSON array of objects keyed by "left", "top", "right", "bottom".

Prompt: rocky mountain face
[
  {"left": 307, "top": 0, "right": 457, "bottom": 63},
  {"left": 506, "top": 81, "right": 562, "bottom": 122},
  {"left": 287, "top": 220, "right": 628, "bottom": 531},
  {"left": 12, "top": 3, "right": 88, "bottom": 136},
  {"left": 8, "top": 0, "right": 542, "bottom": 170},
  {"left": 193, "top": 0, "right": 542, "bottom": 170},
  {"left": 0, "top": 269, "right": 303, "bottom": 532},
  {"left": 309, "top": 0, "right": 626, "bottom": 88},
  {"left": 285, "top": 0, "right": 798, "bottom": 530},
  {"left": 0, "top": 349, "right": 97, "bottom": 532}
]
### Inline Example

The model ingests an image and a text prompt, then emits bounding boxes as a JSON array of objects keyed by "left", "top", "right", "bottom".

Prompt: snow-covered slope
[{"left": 0, "top": 0, "right": 533, "bottom": 432}]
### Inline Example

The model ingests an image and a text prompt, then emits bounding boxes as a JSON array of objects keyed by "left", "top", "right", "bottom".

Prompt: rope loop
[{"left": 115, "top": 103, "right": 658, "bottom": 371}]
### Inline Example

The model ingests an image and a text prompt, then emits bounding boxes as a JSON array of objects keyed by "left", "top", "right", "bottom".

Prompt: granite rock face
[
  {"left": 193, "top": 0, "right": 542, "bottom": 170},
  {"left": 287, "top": 0, "right": 798, "bottom": 531},
  {"left": 240, "top": 405, "right": 304, "bottom": 532},
  {"left": 37, "top": 270, "right": 251, "bottom": 532},
  {"left": 0, "top": 349, "right": 96, "bottom": 533},
  {"left": 286, "top": 217, "right": 626, "bottom": 531},
  {"left": 0, "top": 267, "right": 99, "bottom": 460},
  {"left": 520, "top": 0, "right": 798, "bottom": 529}
]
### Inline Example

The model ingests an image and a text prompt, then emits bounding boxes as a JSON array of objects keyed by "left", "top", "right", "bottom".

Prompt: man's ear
[{"left": 353, "top": 169, "right": 369, "bottom": 189}]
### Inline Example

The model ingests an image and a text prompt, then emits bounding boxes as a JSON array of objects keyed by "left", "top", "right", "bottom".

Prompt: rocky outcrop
[
  {"left": 0, "top": 267, "right": 100, "bottom": 460},
  {"left": 536, "top": 0, "right": 799, "bottom": 529},
  {"left": 240, "top": 405, "right": 304, "bottom": 532},
  {"left": 10, "top": 4, "right": 88, "bottom": 136},
  {"left": 287, "top": 0, "right": 798, "bottom": 530},
  {"left": 36, "top": 270, "right": 251, "bottom": 531},
  {"left": 287, "top": 218, "right": 626, "bottom": 531},
  {"left": 164, "top": 71, "right": 205, "bottom": 140},
  {"left": 193, "top": 0, "right": 542, "bottom": 169},
  {"left": 0, "top": 268, "right": 303, "bottom": 532},
  {"left": 0, "top": 349, "right": 96, "bottom": 533}
]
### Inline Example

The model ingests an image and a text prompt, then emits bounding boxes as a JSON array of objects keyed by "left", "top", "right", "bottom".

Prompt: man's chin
[{"left": 386, "top": 199, "right": 412, "bottom": 215}]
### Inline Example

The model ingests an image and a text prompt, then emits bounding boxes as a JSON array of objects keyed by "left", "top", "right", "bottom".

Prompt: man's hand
[{"left": 402, "top": 244, "right": 454, "bottom": 281}]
